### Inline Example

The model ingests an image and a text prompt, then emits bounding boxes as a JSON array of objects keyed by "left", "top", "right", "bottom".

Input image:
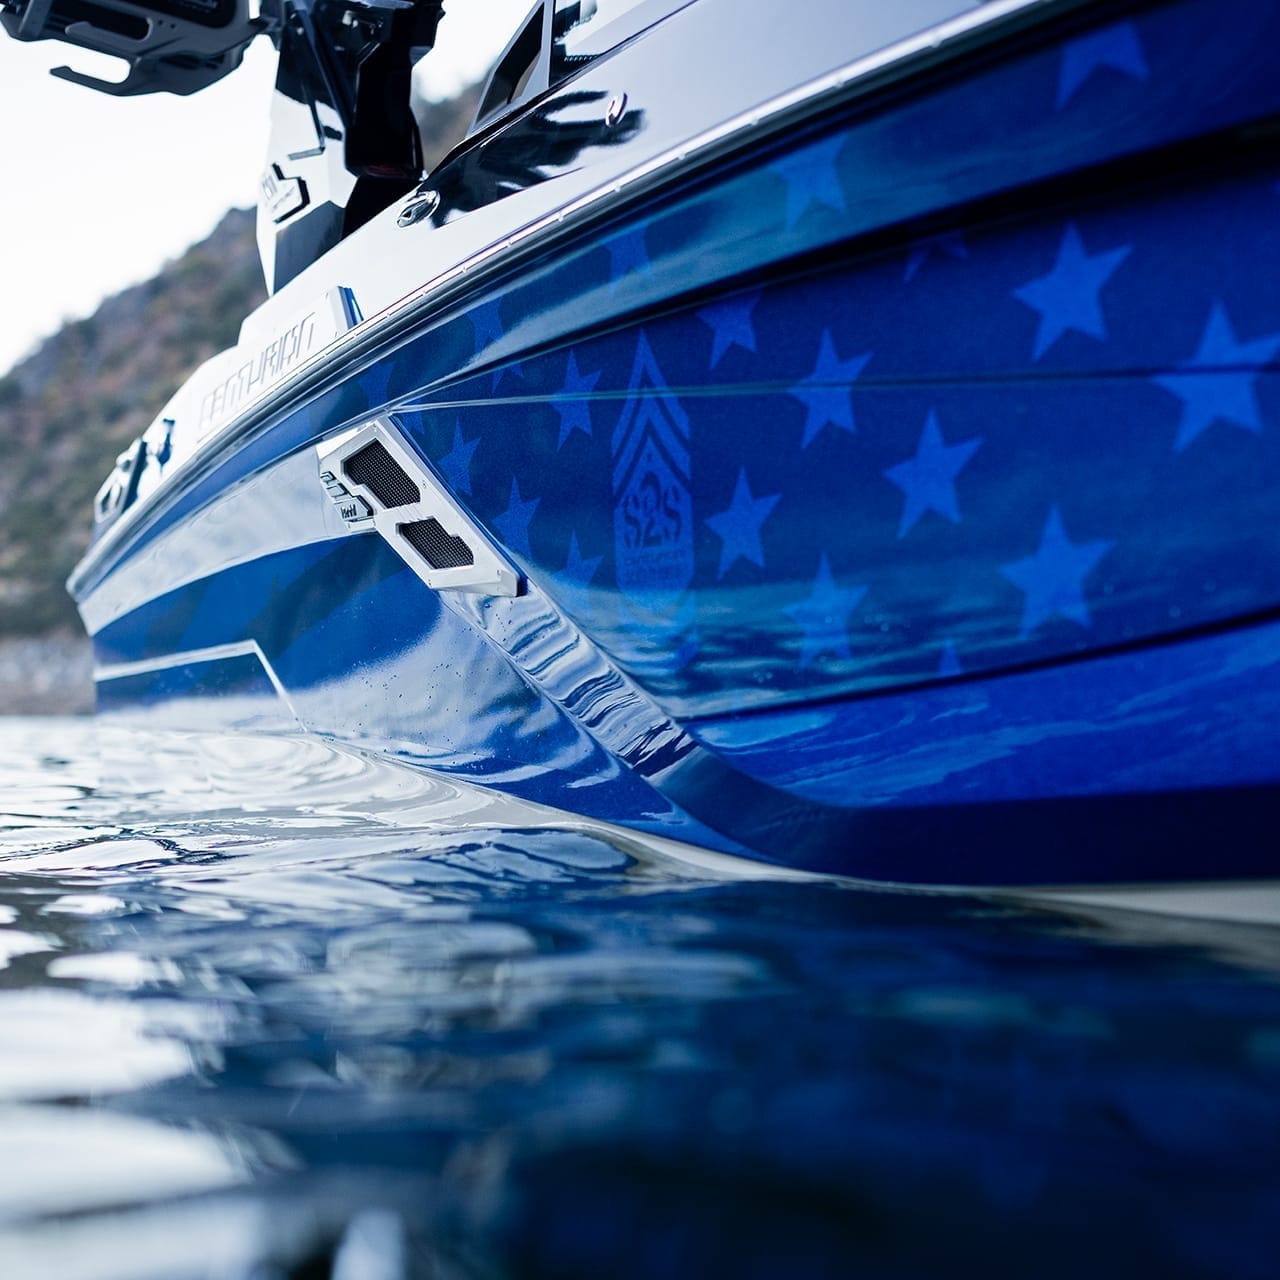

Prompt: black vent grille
[
  {"left": 343, "top": 440, "right": 420, "bottom": 507},
  {"left": 399, "top": 519, "right": 474, "bottom": 570}
]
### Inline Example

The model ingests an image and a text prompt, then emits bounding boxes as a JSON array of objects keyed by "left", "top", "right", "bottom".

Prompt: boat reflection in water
[{"left": 0, "top": 718, "right": 1277, "bottom": 1276}]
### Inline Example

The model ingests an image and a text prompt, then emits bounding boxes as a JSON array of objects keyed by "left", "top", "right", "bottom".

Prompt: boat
[{"left": 9, "top": 0, "right": 1280, "bottom": 885}]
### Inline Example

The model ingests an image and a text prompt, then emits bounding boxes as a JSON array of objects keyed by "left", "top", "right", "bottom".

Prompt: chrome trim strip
[
  {"left": 372, "top": 0, "right": 1066, "bottom": 343},
  {"left": 95, "top": 639, "right": 303, "bottom": 723},
  {"left": 70, "top": 0, "right": 1071, "bottom": 597}
]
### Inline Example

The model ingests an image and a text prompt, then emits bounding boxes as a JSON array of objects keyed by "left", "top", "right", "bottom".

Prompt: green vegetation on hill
[{"left": 0, "top": 207, "right": 265, "bottom": 637}]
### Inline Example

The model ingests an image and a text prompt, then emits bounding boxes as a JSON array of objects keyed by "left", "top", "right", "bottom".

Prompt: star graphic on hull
[
  {"left": 789, "top": 331, "right": 872, "bottom": 447},
  {"left": 1057, "top": 21, "right": 1148, "bottom": 109},
  {"left": 554, "top": 352, "right": 602, "bottom": 449},
  {"left": 470, "top": 299, "right": 504, "bottom": 351},
  {"left": 494, "top": 362, "right": 524, "bottom": 390},
  {"left": 562, "top": 532, "right": 603, "bottom": 587},
  {"left": 699, "top": 292, "right": 759, "bottom": 368},
  {"left": 1152, "top": 302, "right": 1280, "bottom": 452},
  {"left": 438, "top": 420, "right": 479, "bottom": 496},
  {"left": 883, "top": 410, "right": 983, "bottom": 538},
  {"left": 494, "top": 477, "right": 540, "bottom": 559},
  {"left": 705, "top": 467, "right": 780, "bottom": 579},
  {"left": 785, "top": 554, "right": 868, "bottom": 667},
  {"left": 903, "top": 232, "right": 968, "bottom": 283},
  {"left": 1002, "top": 506, "right": 1112, "bottom": 636},
  {"left": 1012, "top": 222, "right": 1131, "bottom": 361},
  {"left": 469, "top": 299, "right": 523, "bottom": 389},
  {"left": 608, "top": 226, "right": 650, "bottom": 286},
  {"left": 775, "top": 135, "right": 848, "bottom": 229}
]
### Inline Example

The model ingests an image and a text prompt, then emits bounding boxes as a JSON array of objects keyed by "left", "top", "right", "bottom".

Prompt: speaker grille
[
  {"left": 343, "top": 441, "right": 420, "bottom": 507},
  {"left": 399, "top": 518, "right": 475, "bottom": 570}
]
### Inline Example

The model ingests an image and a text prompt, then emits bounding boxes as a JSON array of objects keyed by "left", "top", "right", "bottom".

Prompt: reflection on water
[{"left": 0, "top": 717, "right": 1278, "bottom": 1277}]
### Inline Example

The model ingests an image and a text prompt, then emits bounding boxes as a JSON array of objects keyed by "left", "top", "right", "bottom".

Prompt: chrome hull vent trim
[{"left": 317, "top": 420, "right": 522, "bottom": 597}]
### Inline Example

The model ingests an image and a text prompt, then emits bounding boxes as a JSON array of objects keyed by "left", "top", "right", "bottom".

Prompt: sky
[{"left": 0, "top": 0, "right": 529, "bottom": 375}]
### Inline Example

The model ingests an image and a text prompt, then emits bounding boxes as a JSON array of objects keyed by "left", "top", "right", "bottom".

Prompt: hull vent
[
  {"left": 317, "top": 418, "right": 521, "bottom": 597},
  {"left": 399, "top": 518, "right": 475, "bottom": 569},
  {"left": 342, "top": 440, "right": 421, "bottom": 507}
]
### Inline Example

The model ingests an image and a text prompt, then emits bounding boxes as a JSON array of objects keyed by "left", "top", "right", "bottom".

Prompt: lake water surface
[{"left": 1, "top": 717, "right": 1278, "bottom": 1278}]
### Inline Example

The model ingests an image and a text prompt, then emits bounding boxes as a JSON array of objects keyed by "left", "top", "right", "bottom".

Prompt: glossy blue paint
[
  {"left": 93, "top": 529, "right": 1280, "bottom": 882},
  {"left": 85, "top": 0, "right": 1280, "bottom": 588},
  {"left": 92, "top": 536, "right": 758, "bottom": 857},
  {"left": 74, "top": 0, "right": 1280, "bottom": 883},
  {"left": 675, "top": 617, "right": 1280, "bottom": 882},
  {"left": 99, "top": 651, "right": 284, "bottom": 715},
  {"left": 402, "top": 179, "right": 1280, "bottom": 715}
]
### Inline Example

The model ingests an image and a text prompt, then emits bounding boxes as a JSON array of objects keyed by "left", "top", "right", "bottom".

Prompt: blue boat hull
[{"left": 72, "top": 0, "right": 1280, "bottom": 884}]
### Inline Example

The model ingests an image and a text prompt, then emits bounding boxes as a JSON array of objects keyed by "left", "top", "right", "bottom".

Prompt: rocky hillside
[
  {"left": 0, "top": 208, "right": 265, "bottom": 712},
  {"left": 0, "top": 86, "right": 482, "bottom": 713},
  {"left": 0, "top": 207, "right": 267, "bottom": 643}
]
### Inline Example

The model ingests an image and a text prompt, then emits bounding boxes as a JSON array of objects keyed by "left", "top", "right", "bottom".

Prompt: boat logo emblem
[{"left": 612, "top": 336, "right": 694, "bottom": 599}]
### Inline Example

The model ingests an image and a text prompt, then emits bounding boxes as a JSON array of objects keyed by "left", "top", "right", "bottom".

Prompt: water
[{"left": 0, "top": 718, "right": 1278, "bottom": 1279}]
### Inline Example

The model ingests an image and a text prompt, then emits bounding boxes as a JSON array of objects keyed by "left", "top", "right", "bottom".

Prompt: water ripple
[{"left": 0, "top": 717, "right": 1278, "bottom": 1277}]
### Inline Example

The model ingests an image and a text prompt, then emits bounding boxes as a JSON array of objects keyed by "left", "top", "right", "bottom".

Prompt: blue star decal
[
  {"left": 776, "top": 135, "right": 847, "bottom": 229},
  {"left": 705, "top": 467, "right": 781, "bottom": 579},
  {"left": 494, "top": 361, "right": 524, "bottom": 391},
  {"left": 1012, "top": 223, "right": 1131, "bottom": 361},
  {"left": 437, "top": 419, "right": 479, "bottom": 496},
  {"left": 785, "top": 554, "right": 868, "bottom": 668},
  {"left": 561, "top": 532, "right": 603, "bottom": 588},
  {"left": 1153, "top": 302, "right": 1280, "bottom": 452},
  {"left": 1057, "top": 21, "right": 1148, "bottom": 110},
  {"left": 608, "top": 226, "right": 650, "bottom": 286},
  {"left": 554, "top": 352, "right": 602, "bottom": 449},
  {"left": 470, "top": 299, "right": 504, "bottom": 351},
  {"left": 789, "top": 331, "right": 872, "bottom": 448},
  {"left": 470, "top": 300, "right": 523, "bottom": 390},
  {"left": 1001, "top": 506, "right": 1113, "bottom": 636},
  {"left": 493, "top": 477, "right": 540, "bottom": 559},
  {"left": 903, "top": 232, "right": 968, "bottom": 283},
  {"left": 699, "top": 292, "right": 759, "bottom": 368},
  {"left": 883, "top": 411, "right": 983, "bottom": 538}
]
